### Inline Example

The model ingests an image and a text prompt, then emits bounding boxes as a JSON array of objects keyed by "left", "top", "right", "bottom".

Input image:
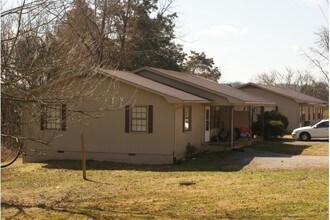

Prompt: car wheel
[{"left": 299, "top": 132, "right": 311, "bottom": 141}]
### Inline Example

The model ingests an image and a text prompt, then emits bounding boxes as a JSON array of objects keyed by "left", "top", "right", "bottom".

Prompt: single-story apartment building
[
  {"left": 238, "top": 83, "right": 328, "bottom": 131},
  {"left": 22, "top": 68, "right": 274, "bottom": 164},
  {"left": 133, "top": 67, "right": 276, "bottom": 138}
]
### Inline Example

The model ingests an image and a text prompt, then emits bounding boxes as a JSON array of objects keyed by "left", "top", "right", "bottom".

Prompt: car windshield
[{"left": 314, "top": 121, "right": 329, "bottom": 128}]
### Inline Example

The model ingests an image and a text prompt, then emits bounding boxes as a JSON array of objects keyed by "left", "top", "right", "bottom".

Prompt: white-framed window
[
  {"left": 317, "top": 107, "right": 322, "bottom": 119},
  {"left": 210, "top": 107, "right": 220, "bottom": 129},
  {"left": 41, "top": 104, "right": 66, "bottom": 131},
  {"left": 308, "top": 106, "right": 312, "bottom": 121},
  {"left": 131, "top": 106, "right": 148, "bottom": 132},
  {"left": 300, "top": 106, "right": 306, "bottom": 122},
  {"left": 46, "top": 105, "right": 61, "bottom": 130},
  {"left": 183, "top": 106, "right": 192, "bottom": 132}
]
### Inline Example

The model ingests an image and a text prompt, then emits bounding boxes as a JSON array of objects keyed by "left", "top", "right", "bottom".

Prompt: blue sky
[{"left": 174, "top": 0, "right": 329, "bottom": 83}]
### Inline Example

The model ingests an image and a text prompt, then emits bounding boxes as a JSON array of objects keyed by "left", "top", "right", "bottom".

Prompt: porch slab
[{"left": 201, "top": 139, "right": 254, "bottom": 152}]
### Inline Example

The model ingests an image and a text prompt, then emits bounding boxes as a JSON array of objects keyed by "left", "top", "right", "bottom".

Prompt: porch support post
[
  {"left": 261, "top": 106, "right": 265, "bottom": 140},
  {"left": 230, "top": 106, "right": 234, "bottom": 148},
  {"left": 204, "top": 105, "right": 210, "bottom": 142},
  {"left": 299, "top": 106, "right": 302, "bottom": 127},
  {"left": 248, "top": 106, "right": 251, "bottom": 129}
]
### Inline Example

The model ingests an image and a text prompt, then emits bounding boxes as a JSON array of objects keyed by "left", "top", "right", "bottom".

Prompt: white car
[{"left": 292, "top": 119, "right": 329, "bottom": 141}]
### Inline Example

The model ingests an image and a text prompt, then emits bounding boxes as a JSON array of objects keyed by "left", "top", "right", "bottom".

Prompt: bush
[
  {"left": 185, "top": 143, "right": 197, "bottom": 159},
  {"left": 265, "top": 120, "right": 285, "bottom": 137},
  {"left": 251, "top": 110, "right": 288, "bottom": 139},
  {"left": 264, "top": 110, "right": 289, "bottom": 129}
]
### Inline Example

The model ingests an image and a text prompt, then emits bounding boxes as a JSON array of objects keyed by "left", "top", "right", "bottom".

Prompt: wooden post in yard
[
  {"left": 230, "top": 106, "right": 234, "bottom": 149},
  {"left": 80, "top": 132, "right": 87, "bottom": 180}
]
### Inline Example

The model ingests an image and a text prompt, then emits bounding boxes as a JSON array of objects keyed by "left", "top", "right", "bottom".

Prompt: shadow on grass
[
  {"left": 266, "top": 138, "right": 328, "bottom": 143},
  {"left": 40, "top": 145, "right": 299, "bottom": 173},
  {"left": 41, "top": 150, "right": 255, "bottom": 172},
  {"left": 251, "top": 139, "right": 328, "bottom": 156},
  {"left": 1, "top": 201, "right": 154, "bottom": 219},
  {"left": 37, "top": 140, "right": 327, "bottom": 172},
  {"left": 1, "top": 201, "right": 98, "bottom": 220}
]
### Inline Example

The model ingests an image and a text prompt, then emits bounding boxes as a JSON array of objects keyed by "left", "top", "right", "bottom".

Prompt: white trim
[{"left": 204, "top": 106, "right": 210, "bottom": 142}]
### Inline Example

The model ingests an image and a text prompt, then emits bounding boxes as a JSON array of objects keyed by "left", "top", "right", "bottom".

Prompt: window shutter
[
  {"left": 148, "top": 105, "right": 153, "bottom": 133},
  {"left": 125, "top": 105, "right": 130, "bottom": 133},
  {"left": 61, "top": 104, "right": 67, "bottom": 131},
  {"left": 40, "top": 104, "right": 46, "bottom": 130},
  {"left": 275, "top": 106, "right": 279, "bottom": 112}
]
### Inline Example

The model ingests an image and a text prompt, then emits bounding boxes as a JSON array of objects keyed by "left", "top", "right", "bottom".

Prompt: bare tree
[
  {"left": 0, "top": 0, "right": 128, "bottom": 166},
  {"left": 1, "top": 0, "right": 183, "bottom": 166},
  {"left": 254, "top": 68, "right": 328, "bottom": 101},
  {"left": 301, "top": 26, "right": 329, "bottom": 82},
  {"left": 254, "top": 23, "right": 329, "bottom": 102},
  {"left": 1, "top": 0, "right": 64, "bottom": 165}
]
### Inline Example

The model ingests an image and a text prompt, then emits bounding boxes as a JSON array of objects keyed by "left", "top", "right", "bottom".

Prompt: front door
[{"left": 205, "top": 106, "right": 210, "bottom": 142}]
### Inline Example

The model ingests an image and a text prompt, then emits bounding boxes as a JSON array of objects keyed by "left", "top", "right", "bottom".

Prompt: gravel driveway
[{"left": 225, "top": 148, "right": 328, "bottom": 170}]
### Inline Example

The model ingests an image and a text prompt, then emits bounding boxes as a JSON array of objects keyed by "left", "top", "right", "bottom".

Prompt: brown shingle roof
[
  {"left": 97, "top": 68, "right": 210, "bottom": 103},
  {"left": 239, "top": 83, "right": 327, "bottom": 104},
  {"left": 134, "top": 67, "right": 273, "bottom": 105}
]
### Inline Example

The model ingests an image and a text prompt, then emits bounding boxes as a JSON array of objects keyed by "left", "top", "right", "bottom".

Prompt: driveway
[
  {"left": 282, "top": 138, "right": 328, "bottom": 146},
  {"left": 226, "top": 148, "right": 329, "bottom": 169}
]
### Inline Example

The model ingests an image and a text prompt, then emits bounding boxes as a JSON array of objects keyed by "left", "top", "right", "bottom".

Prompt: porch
[
  {"left": 204, "top": 105, "right": 266, "bottom": 149},
  {"left": 201, "top": 138, "right": 254, "bottom": 152}
]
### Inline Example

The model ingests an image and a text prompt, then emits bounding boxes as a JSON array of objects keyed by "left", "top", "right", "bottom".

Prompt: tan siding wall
[
  {"left": 234, "top": 111, "right": 250, "bottom": 129},
  {"left": 23, "top": 79, "right": 176, "bottom": 164},
  {"left": 174, "top": 104, "right": 205, "bottom": 160},
  {"left": 240, "top": 87, "right": 300, "bottom": 131}
]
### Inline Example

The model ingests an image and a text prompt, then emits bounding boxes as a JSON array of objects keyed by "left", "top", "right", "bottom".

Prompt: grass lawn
[
  {"left": 250, "top": 139, "right": 329, "bottom": 156},
  {"left": 1, "top": 152, "right": 328, "bottom": 219}
]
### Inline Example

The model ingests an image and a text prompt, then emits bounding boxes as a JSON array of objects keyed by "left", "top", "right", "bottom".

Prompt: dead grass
[{"left": 1, "top": 153, "right": 328, "bottom": 219}]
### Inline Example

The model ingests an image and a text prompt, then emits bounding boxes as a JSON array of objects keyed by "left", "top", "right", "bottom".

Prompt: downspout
[
  {"left": 248, "top": 106, "right": 252, "bottom": 132},
  {"left": 299, "top": 106, "right": 302, "bottom": 127},
  {"left": 261, "top": 106, "right": 265, "bottom": 140},
  {"left": 173, "top": 105, "right": 176, "bottom": 164}
]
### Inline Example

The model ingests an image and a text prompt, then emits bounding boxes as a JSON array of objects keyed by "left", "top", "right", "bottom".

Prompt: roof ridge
[{"left": 145, "top": 66, "right": 222, "bottom": 84}]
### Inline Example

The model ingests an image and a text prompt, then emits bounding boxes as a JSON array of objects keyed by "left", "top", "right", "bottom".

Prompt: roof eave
[
  {"left": 167, "top": 100, "right": 211, "bottom": 104},
  {"left": 239, "top": 101, "right": 277, "bottom": 106},
  {"left": 298, "top": 102, "right": 328, "bottom": 105}
]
